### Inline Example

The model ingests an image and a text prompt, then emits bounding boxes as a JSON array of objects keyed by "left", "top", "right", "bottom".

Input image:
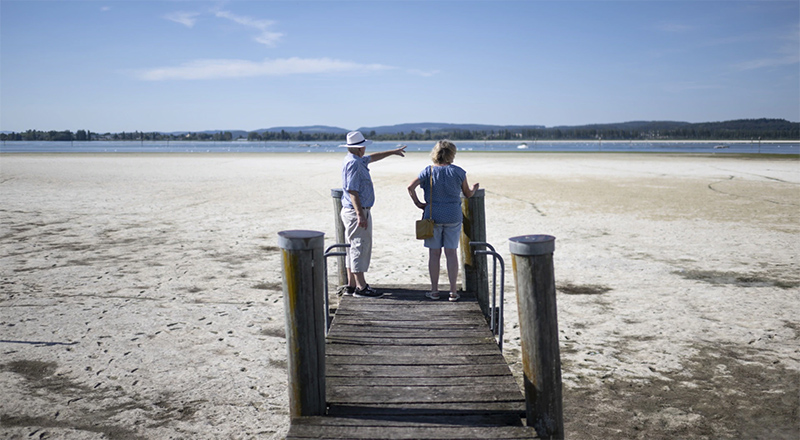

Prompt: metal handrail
[
  {"left": 323, "top": 243, "right": 350, "bottom": 333},
  {"left": 469, "top": 241, "right": 505, "bottom": 351}
]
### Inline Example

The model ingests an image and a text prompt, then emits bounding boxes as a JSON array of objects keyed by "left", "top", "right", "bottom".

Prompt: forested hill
[
  {"left": 2, "top": 118, "right": 797, "bottom": 141},
  {"left": 545, "top": 119, "right": 798, "bottom": 141},
  {"left": 356, "top": 119, "right": 798, "bottom": 141}
]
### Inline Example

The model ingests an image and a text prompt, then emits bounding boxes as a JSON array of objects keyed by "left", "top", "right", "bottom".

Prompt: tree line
[
  {"left": 0, "top": 130, "right": 237, "bottom": 142},
  {"left": 3, "top": 119, "right": 797, "bottom": 142}
]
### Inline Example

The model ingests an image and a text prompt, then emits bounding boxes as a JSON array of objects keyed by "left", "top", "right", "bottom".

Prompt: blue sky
[{"left": 1, "top": 0, "right": 798, "bottom": 133}]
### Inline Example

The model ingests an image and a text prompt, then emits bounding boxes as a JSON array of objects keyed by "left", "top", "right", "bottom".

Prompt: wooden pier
[
  {"left": 279, "top": 196, "right": 563, "bottom": 439},
  {"left": 285, "top": 286, "right": 537, "bottom": 440}
]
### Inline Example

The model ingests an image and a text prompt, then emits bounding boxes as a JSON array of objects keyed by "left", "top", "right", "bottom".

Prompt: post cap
[
  {"left": 509, "top": 234, "right": 555, "bottom": 256},
  {"left": 461, "top": 188, "right": 485, "bottom": 199},
  {"left": 278, "top": 230, "right": 325, "bottom": 251},
  {"left": 331, "top": 188, "right": 343, "bottom": 197}
]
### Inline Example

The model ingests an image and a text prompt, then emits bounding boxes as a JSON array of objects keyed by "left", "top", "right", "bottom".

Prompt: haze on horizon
[{"left": 1, "top": 0, "right": 798, "bottom": 133}]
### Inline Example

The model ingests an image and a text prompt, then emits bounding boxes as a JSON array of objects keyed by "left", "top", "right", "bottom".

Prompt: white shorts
[{"left": 340, "top": 207, "right": 372, "bottom": 273}]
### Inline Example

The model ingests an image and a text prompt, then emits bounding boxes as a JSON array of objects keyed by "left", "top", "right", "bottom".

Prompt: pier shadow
[{"left": 370, "top": 284, "right": 477, "bottom": 302}]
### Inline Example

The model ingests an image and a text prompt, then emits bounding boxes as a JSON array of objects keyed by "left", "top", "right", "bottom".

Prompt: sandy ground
[{"left": 1, "top": 152, "right": 798, "bottom": 439}]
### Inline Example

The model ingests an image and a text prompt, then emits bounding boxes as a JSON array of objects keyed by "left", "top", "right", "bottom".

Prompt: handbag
[
  {"left": 415, "top": 166, "right": 435, "bottom": 240},
  {"left": 416, "top": 217, "right": 434, "bottom": 239}
]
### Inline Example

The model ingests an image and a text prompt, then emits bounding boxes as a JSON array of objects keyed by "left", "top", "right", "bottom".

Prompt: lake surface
[{"left": 1, "top": 140, "right": 798, "bottom": 155}]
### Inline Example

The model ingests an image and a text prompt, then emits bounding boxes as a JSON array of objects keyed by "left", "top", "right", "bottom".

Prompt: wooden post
[
  {"left": 330, "top": 188, "right": 348, "bottom": 287},
  {"left": 509, "top": 234, "right": 563, "bottom": 439},
  {"left": 278, "top": 230, "right": 326, "bottom": 418},
  {"left": 460, "top": 188, "right": 489, "bottom": 317}
]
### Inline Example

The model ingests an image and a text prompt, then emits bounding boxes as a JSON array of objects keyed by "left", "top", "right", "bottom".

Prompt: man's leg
[
  {"left": 345, "top": 210, "right": 380, "bottom": 297},
  {"left": 341, "top": 208, "right": 359, "bottom": 294},
  {"left": 345, "top": 268, "right": 357, "bottom": 294},
  {"left": 352, "top": 271, "right": 367, "bottom": 290}
]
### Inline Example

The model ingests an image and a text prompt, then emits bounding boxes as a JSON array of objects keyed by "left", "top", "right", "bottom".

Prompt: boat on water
[
  {"left": 713, "top": 144, "right": 730, "bottom": 149},
  {"left": 517, "top": 143, "right": 529, "bottom": 149}
]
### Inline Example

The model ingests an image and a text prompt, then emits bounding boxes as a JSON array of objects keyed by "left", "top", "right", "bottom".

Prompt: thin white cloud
[
  {"left": 214, "top": 10, "right": 283, "bottom": 47},
  {"left": 101, "top": 6, "right": 111, "bottom": 12},
  {"left": 134, "top": 58, "right": 394, "bottom": 81},
  {"left": 734, "top": 25, "right": 800, "bottom": 71},
  {"left": 735, "top": 53, "right": 799, "bottom": 71},
  {"left": 164, "top": 11, "right": 201, "bottom": 28},
  {"left": 407, "top": 69, "right": 440, "bottom": 77}
]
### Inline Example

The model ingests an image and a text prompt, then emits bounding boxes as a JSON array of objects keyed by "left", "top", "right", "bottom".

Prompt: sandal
[
  {"left": 425, "top": 291, "right": 440, "bottom": 300},
  {"left": 449, "top": 292, "right": 460, "bottom": 302}
]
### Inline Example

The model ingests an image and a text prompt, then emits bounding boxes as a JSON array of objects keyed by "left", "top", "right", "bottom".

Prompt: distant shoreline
[
  {"left": 468, "top": 139, "right": 798, "bottom": 144},
  {"left": 2, "top": 139, "right": 798, "bottom": 155},
  {"left": 1, "top": 152, "right": 797, "bottom": 162},
  {"left": 1, "top": 139, "right": 797, "bottom": 143}
]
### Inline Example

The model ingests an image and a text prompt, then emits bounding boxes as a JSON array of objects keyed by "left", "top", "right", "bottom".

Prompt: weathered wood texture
[
  {"left": 330, "top": 188, "right": 348, "bottom": 286},
  {"left": 510, "top": 236, "right": 564, "bottom": 440},
  {"left": 285, "top": 286, "right": 537, "bottom": 440},
  {"left": 279, "top": 230, "right": 327, "bottom": 418},
  {"left": 460, "top": 189, "right": 490, "bottom": 317}
]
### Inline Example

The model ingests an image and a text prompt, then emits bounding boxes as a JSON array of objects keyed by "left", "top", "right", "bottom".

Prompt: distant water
[{"left": 1, "top": 140, "right": 798, "bottom": 155}]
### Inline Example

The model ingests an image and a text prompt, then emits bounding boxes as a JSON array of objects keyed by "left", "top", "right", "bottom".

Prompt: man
[{"left": 339, "top": 131, "right": 406, "bottom": 297}]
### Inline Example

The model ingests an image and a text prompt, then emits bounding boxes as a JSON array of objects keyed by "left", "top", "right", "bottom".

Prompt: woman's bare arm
[
  {"left": 462, "top": 176, "right": 479, "bottom": 198},
  {"left": 407, "top": 178, "right": 426, "bottom": 210}
]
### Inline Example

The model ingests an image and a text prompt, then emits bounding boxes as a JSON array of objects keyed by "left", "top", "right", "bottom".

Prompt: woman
[{"left": 408, "top": 140, "right": 479, "bottom": 301}]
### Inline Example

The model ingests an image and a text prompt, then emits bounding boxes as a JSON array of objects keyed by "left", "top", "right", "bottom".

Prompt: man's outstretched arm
[{"left": 368, "top": 145, "right": 406, "bottom": 163}]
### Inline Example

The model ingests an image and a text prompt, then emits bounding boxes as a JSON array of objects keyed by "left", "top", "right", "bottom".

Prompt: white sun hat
[{"left": 339, "top": 131, "right": 373, "bottom": 148}]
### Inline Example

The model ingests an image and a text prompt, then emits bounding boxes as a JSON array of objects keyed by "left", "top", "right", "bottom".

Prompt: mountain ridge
[
  {"left": 241, "top": 119, "right": 797, "bottom": 136},
  {"left": 146, "top": 119, "right": 796, "bottom": 136},
  {"left": 3, "top": 119, "right": 797, "bottom": 140}
]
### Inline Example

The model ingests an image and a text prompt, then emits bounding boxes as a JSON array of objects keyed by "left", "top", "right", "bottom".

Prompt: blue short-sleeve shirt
[
  {"left": 419, "top": 164, "right": 466, "bottom": 224},
  {"left": 341, "top": 153, "right": 374, "bottom": 209}
]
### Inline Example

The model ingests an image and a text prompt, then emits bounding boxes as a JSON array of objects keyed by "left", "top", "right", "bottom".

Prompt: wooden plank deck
[{"left": 285, "top": 286, "right": 537, "bottom": 440}]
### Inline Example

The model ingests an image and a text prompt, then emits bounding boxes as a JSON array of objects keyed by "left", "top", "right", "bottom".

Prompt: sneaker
[
  {"left": 425, "top": 291, "right": 440, "bottom": 300},
  {"left": 354, "top": 285, "right": 383, "bottom": 298},
  {"left": 449, "top": 292, "right": 460, "bottom": 302}
]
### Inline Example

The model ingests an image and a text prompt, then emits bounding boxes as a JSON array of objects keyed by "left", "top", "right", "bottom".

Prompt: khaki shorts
[{"left": 340, "top": 207, "right": 372, "bottom": 273}]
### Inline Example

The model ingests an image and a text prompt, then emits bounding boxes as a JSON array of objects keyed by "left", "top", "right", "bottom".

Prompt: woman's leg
[
  {"left": 444, "top": 248, "right": 459, "bottom": 294},
  {"left": 428, "top": 248, "right": 442, "bottom": 292}
]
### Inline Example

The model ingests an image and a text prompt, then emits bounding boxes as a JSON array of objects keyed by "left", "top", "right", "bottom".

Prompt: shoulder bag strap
[{"left": 427, "top": 165, "right": 433, "bottom": 220}]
